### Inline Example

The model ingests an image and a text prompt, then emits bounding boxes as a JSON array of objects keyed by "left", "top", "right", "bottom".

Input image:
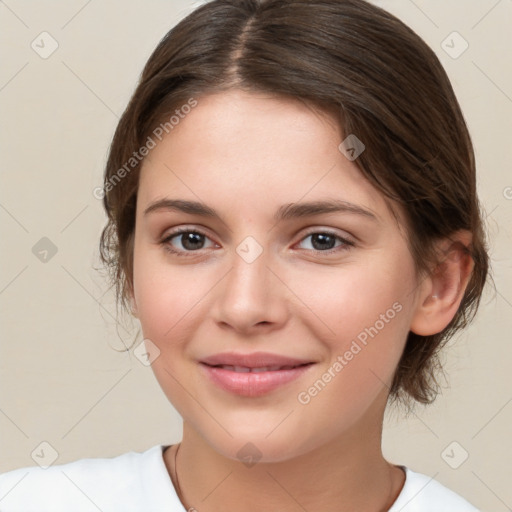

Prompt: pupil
[
  {"left": 312, "top": 233, "right": 335, "bottom": 250},
  {"left": 182, "top": 232, "right": 203, "bottom": 250}
]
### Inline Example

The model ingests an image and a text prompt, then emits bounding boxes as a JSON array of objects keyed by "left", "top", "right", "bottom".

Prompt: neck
[{"left": 164, "top": 398, "right": 405, "bottom": 512}]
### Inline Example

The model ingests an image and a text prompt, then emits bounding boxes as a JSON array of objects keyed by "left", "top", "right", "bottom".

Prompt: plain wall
[{"left": 1, "top": 1, "right": 511, "bottom": 510}]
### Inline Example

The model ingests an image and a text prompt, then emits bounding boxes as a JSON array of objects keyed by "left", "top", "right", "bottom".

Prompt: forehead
[{"left": 137, "top": 90, "right": 402, "bottom": 228}]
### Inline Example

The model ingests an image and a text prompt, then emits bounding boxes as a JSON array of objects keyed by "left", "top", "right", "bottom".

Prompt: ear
[{"left": 410, "top": 230, "right": 474, "bottom": 336}]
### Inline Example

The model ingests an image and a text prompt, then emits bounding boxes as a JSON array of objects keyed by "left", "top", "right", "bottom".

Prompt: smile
[{"left": 200, "top": 360, "right": 315, "bottom": 397}]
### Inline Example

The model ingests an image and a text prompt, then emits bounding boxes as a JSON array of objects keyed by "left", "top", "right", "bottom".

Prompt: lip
[{"left": 199, "top": 351, "right": 315, "bottom": 397}]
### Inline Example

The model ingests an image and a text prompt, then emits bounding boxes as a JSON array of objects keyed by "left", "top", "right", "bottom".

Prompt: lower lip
[{"left": 200, "top": 363, "right": 314, "bottom": 397}]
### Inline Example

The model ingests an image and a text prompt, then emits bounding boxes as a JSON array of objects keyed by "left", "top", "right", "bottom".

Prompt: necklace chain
[{"left": 174, "top": 443, "right": 183, "bottom": 501}]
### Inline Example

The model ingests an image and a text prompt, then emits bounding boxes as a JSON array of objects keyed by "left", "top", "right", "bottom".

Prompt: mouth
[
  {"left": 199, "top": 353, "right": 315, "bottom": 397},
  {"left": 204, "top": 363, "right": 312, "bottom": 372}
]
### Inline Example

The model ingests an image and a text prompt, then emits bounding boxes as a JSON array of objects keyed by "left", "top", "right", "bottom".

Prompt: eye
[
  {"left": 296, "top": 230, "right": 354, "bottom": 254},
  {"left": 160, "top": 228, "right": 217, "bottom": 256},
  {"left": 160, "top": 228, "right": 355, "bottom": 257}
]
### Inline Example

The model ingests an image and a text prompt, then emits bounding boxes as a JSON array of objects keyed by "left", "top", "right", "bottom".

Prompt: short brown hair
[{"left": 99, "top": 0, "right": 490, "bottom": 407}]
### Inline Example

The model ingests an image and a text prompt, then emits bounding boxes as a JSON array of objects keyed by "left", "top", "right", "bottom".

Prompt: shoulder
[
  {"left": 389, "top": 466, "right": 480, "bottom": 512},
  {"left": 0, "top": 444, "right": 179, "bottom": 512}
]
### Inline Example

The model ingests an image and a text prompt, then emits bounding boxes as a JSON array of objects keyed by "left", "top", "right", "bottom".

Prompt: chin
[{"left": 198, "top": 425, "right": 322, "bottom": 465}]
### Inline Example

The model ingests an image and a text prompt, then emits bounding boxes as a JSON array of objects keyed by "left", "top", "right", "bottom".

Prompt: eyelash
[{"left": 159, "top": 228, "right": 355, "bottom": 257}]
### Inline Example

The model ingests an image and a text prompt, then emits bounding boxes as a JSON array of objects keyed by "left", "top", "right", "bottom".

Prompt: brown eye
[
  {"left": 175, "top": 232, "right": 206, "bottom": 250},
  {"left": 297, "top": 231, "right": 354, "bottom": 254},
  {"left": 161, "top": 229, "right": 216, "bottom": 256}
]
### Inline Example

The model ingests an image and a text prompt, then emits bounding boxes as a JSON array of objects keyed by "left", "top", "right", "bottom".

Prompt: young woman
[{"left": 0, "top": 0, "right": 489, "bottom": 510}]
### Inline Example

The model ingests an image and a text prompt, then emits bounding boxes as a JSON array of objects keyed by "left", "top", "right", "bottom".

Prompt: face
[{"left": 131, "top": 89, "right": 423, "bottom": 462}]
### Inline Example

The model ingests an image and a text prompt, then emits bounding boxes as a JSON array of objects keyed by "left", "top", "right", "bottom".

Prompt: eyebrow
[{"left": 143, "top": 198, "right": 379, "bottom": 223}]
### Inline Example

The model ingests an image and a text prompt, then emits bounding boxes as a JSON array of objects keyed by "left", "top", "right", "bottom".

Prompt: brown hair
[{"left": 99, "top": 0, "right": 490, "bottom": 407}]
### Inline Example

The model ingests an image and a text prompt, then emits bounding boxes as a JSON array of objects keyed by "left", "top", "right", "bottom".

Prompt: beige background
[{"left": 0, "top": 1, "right": 511, "bottom": 510}]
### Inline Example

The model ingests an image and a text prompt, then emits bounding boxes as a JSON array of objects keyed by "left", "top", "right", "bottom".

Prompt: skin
[{"left": 129, "top": 89, "right": 474, "bottom": 511}]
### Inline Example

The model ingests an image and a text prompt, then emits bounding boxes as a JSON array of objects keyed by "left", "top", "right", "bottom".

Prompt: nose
[{"left": 211, "top": 243, "right": 290, "bottom": 335}]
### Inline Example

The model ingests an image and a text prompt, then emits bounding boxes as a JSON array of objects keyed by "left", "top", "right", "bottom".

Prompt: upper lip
[{"left": 200, "top": 351, "right": 314, "bottom": 368}]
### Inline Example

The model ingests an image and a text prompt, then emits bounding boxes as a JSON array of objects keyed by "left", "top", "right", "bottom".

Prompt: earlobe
[{"left": 410, "top": 231, "right": 474, "bottom": 336}]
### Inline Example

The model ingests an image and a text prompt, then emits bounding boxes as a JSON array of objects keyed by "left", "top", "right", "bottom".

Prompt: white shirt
[{"left": 0, "top": 444, "right": 480, "bottom": 511}]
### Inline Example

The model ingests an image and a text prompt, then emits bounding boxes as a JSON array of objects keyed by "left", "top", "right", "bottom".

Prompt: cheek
[
  {"left": 134, "top": 273, "right": 192, "bottom": 342},
  {"left": 289, "top": 259, "right": 411, "bottom": 343},
  {"left": 131, "top": 251, "right": 211, "bottom": 414},
  {"left": 132, "top": 247, "right": 215, "bottom": 349},
  {"left": 293, "top": 258, "right": 414, "bottom": 397},
  {"left": 293, "top": 278, "right": 411, "bottom": 442}
]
